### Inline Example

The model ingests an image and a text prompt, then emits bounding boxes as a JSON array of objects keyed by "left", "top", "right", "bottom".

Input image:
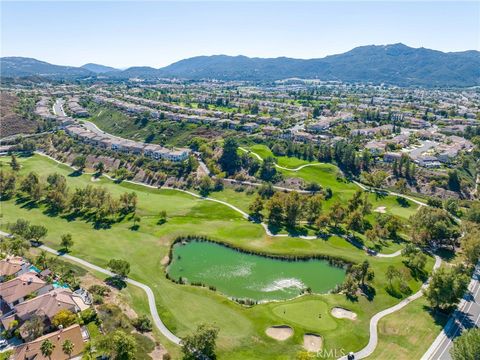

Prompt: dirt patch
[
  {"left": 374, "top": 206, "right": 387, "bottom": 213},
  {"left": 79, "top": 273, "right": 138, "bottom": 319},
  {"left": 303, "top": 333, "right": 322, "bottom": 352},
  {"left": 331, "top": 307, "right": 357, "bottom": 320},
  {"left": 265, "top": 325, "right": 293, "bottom": 341},
  {"left": 90, "top": 176, "right": 100, "bottom": 182}
]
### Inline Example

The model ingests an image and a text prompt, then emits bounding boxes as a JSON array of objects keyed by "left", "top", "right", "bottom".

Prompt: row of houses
[
  {"left": 66, "top": 96, "right": 89, "bottom": 117},
  {"left": 383, "top": 135, "right": 474, "bottom": 168},
  {"left": 65, "top": 124, "right": 191, "bottom": 162},
  {"left": 0, "top": 256, "right": 91, "bottom": 359},
  {"left": 34, "top": 97, "right": 56, "bottom": 121},
  {"left": 33, "top": 97, "right": 190, "bottom": 162}
]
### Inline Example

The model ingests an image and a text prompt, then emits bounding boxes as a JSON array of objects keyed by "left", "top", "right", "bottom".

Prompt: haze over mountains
[{"left": 1, "top": 44, "right": 479, "bottom": 86}]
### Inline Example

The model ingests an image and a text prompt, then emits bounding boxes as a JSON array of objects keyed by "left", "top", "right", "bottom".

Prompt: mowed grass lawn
[
  {"left": 368, "top": 297, "right": 447, "bottom": 360},
  {"left": 247, "top": 144, "right": 420, "bottom": 220},
  {"left": 0, "top": 155, "right": 434, "bottom": 359}
]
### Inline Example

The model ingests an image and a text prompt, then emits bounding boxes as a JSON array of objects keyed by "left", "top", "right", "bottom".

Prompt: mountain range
[{"left": 1, "top": 44, "right": 479, "bottom": 86}]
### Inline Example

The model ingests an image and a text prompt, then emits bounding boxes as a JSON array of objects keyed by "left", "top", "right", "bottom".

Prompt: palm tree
[
  {"left": 62, "top": 339, "right": 75, "bottom": 358},
  {"left": 37, "top": 250, "right": 48, "bottom": 269},
  {"left": 40, "top": 339, "right": 55, "bottom": 359}
]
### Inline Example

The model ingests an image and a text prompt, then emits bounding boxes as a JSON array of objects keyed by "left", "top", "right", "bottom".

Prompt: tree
[
  {"left": 346, "top": 210, "right": 365, "bottom": 233},
  {"left": 329, "top": 202, "right": 346, "bottom": 227},
  {"left": 10, "top": 154, "right": 20, "bottom": 171},
  {"left": 181, "top": 324, "right": 219, "bottom": 360},
  {"left": 27, "top": 225, "right": 48, "bottom": 243},
  {"left": 266, "top": 193, "right": 284, "bottom": 227},
  {"left": 315, "top": 214, "right": 330, "bottom": 229},
  {"left": 219, "top": 138, "right": 240, "bottom": 176},
  {"left": 402, "top": 244, "right": 427, "bottom": 274},
  {"left": 72, "top": 156, "right": 87, "bottom": 172},
  {"left": 386, "top": 265, "right": 401, "bottom": 287},
  {"left": 248, "top": 195, "right": 264, "bottom": 220},
  {"left": 198, "top": 176, "right": 213, "bottom": 197},
  {"left": 395, "top": 179, "right": 407, "bottom": 194},
  {"left": 62, "top": 339, "right": 75, "bottom": 359},
  {"left": 350, "top": 260, "right": 374, "bottom": 288},
  {"left": 0, "top": 170, "right": 17, "bottom": 198},
  {"left": 23, "top": 315, "right": 45, "bottom": 341},
  {"left": 52, "top": 309, "right": 77, "bottom": 328},
  {"left": 342, "top": 275, "right": 359, "bottom": 299},
  {"left": 466, "top": 202, "right": 480, "bottom": 223},
  {"left": 107, "top": 259, "right": 130, "bottom": 278},
  {"left": 258, "top": 157, "right": 277, "bottom": 182},
  {"left": 94, "top": 162, "right": 105, "bottom": 175},
  {"left": 284, "top": 192, "right": 302, "bottom": 228},
  {"left": 119, "top": 192, "right": 137, "bottom": 214},
  {"left": 450, "top": 328, "right": 480, "bottom": 360},
  {"left": 460, "top": 228, "right": 480, "bottom": 266},
  {"left": 447, "top": 170, "right": 461, "bottom": 192},
  {"left": 60, "top": 233, "right": 74, "bottom": 252},
  {"left": 98, "top": 330, "right": 136, "bottom": 360},
  {"left": 8, "top": 218, "right": 31, "bottom": 238},
  {"left": 158, "top": 210, "right": 167, "bottom": 225},
  {"left": 132, "top": 314, "right": 153, "bottom": 333},
  {"left": 20, "top": 171, "right": 42, "bottom": 201},
  {"left": 305, "top": 194, "right": 323, "bottom": 224},
  {"left": 409, "top": 207, "right": 459, "bottom": 248},
  {"left": 424, "top": 266, "right": 469, "bottom": 311},
  {"left": 40, "top": 339, "right": 55, "bottom": 360}
]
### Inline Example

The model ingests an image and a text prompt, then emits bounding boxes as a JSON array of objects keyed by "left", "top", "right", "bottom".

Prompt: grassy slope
[
  {"left": 368, "top": 297, "right": 447, "bottom": 360},
  {"left": 247, "top": 144, "right": 420, "bottom": 220},
  {"left": 0, "top": 155, "right": 433, "bottom": 359}
]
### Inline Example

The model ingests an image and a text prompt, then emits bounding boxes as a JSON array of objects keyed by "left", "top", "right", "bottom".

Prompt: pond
[{"left": 167, "top": 241, "right": 346, "bottom": 302}]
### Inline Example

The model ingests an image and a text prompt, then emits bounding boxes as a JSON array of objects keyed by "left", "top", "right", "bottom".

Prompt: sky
[{"left": 1, "top": 1, "right": 479, "bottom": 68}]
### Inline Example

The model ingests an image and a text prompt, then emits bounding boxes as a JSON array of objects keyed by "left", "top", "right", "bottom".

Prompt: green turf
[{"left": 0, "top": 154, "right": 436, "bottom": 359}]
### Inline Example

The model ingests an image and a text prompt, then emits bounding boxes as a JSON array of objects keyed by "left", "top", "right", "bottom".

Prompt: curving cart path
[
  {"left": 2, "top": 151, "right": 445, "bottom": 351},
  {"left": 338, "top": 255, "right": 443, "bottom": 360}
]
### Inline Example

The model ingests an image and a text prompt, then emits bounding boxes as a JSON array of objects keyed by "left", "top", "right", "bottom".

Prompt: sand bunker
[
  {"left": 161, "top": 256, "right": 170, "bottom": 266},
  {"left": 303, "top": 333, "right": 322, "bottom": 352},
  {"left": 374, "top": 206, "right": 386, "bottom": 213},
  {"left": 265, "top": 325, "right": 293, "bottom": 341},
  {"left": 331, "top": 307, "right": 357, "bottom": 320}
]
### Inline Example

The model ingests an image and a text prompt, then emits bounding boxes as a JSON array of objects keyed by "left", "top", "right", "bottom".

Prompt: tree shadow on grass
[
  {"left": 68, "top": 170, "right": 83, "bottom": 177},
  {"left": 360, "top": 285, "right": 376, "bottom": 302},
  {"left": 396, "top": 196, "right": 411, "bottom": 208},
  {"left": 19, "top": 199, "right": 39, "bottom": 210},
  {"left": 105, "top": 276, "right": 127, "bottom": 290},
  {"left": 286, "top": 226, "right": 308, "bottom": 237}
]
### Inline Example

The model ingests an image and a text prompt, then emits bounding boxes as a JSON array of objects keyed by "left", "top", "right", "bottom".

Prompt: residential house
[
  {"left": 0, "top": 257, "right": 30, "bottom": 282},
  {"left": 13, "top": 324, "right": 88, "bottom": 360},
  {"left": 0, "top": 272, "right": 52, "bottom": 308}
]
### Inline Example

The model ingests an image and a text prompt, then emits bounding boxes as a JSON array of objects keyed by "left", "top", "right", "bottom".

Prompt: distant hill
[
  {"left": 158, "top": 44, "right": 480, "bottom": 86},
  {"left": 0, "top": 57, "right": 93, "bottom": 78},
  {"left": 81, "top": 63, "right": 119, "bottom": 73},
  {"left": 2, "top": 44, "right": 480, "bottom": 86}
]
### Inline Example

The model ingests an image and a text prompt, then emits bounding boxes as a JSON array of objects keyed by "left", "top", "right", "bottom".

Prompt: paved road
[
  {"left": 53, "top": 99, "right": 66, "bottom": 117},
  {"left": 339, "top": 255, "right": 443, "bottom": 360},
  {"left": 421, "top": 262, "right": 480, "bottom": 360}
]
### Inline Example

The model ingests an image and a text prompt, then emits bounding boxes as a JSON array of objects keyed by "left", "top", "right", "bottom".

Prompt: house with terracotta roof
[
  {"left": 0, "top": 256, "right": 30, "bottom": 282},
  {"left": 0, "top": 288, "right": 90, "bottom": 336},
  {"left": 0, "top": 272, "right": 52, "bottom": 308},
  {"left": 13, "top": 324, "right": 88, "bottom": 360}
]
